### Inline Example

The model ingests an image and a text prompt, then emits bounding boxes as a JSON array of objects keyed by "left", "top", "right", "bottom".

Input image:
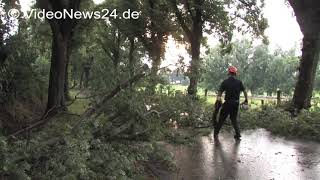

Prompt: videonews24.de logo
[{"left": 6, "top": 8, "right": 141, "bottom": 20}]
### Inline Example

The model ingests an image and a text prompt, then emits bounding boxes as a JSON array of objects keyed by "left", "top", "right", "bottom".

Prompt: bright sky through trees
[
  {"left": 163, "top": 0, "right": 303, "bottom": 69},
  {"left": 18, "top": 0, "right": 303, "bottom": 68},
  {"left": 264, "top": 0, "right": 302, "bottom": 51}
]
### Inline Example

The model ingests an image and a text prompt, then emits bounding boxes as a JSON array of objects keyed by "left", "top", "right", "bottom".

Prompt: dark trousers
[{"left": 214, "top": 101, "right": 241, "bottom": 137}]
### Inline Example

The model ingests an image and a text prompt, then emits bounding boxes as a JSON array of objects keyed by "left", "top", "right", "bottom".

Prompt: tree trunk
[
  {"left": 129, "top": 38, "right": 135, "bottom": 78},
  {"left": 147, "top": 48, "right": 162, "bottom": 95},
  {"left": 187, "top": 6, "right": 203, "bottom": 96},
  {"left": 187, "top": 35, "right": 202, "bottom": 96},
  {"left": 151, "top": 55, "right": 161, "bottom": 77},
  {"left": 46, "top": 28, "right": 69, "bottom": 112},
  {"left": 143, "top": 0, "right": 167, "bottom": 95},
  {"left": 64, "top": 44, "right": 72, "bottom": 101},
  {"left": 292, "top": 33, "right": 320, "bottom": 109},
  {"left": 37, "top": 0, "right": 80, "bottom": 114},
  {"left": 289, "top": 0, "right": 320, "bottom": 110},
  {"left": 64, "top": 60, "right": 70, "bottom": 100}
]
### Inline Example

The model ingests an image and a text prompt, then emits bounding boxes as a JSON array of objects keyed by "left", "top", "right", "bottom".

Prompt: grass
[
  {"left": 68, "top": 90, "right": 90, "bottom": 114},
  {"left": 169, "top": 84, "right": 279, "bottom": 108}
]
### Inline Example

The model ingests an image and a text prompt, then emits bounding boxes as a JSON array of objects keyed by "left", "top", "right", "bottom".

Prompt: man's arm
[
  {"left": 240, "top": 81, "right": 248, "bottom": 103},
  {"left": 217, "top": 91, "right": 223, "bottom": 102},
  {"left": 217, "top": 81, "right": 225, "bottom": 102},
  {"left": 243, "top": 90, "right": 248, "bottom": 103}
]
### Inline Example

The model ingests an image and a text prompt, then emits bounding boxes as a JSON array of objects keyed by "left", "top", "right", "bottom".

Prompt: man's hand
[
  {"left": 243, "top": 91, "right": 248, "bottom": 104},
  {"left": 215, "top": 99, "right": 222, "bottom": 110},
  {"left": 242, "top": 99, "right": 248, "bottom": 105},
  {"left": 241, "top": 99, "right": 249, "bottom": 110},
  {"left": 216, "top": 95, "right": 222, "bottom": 102}
]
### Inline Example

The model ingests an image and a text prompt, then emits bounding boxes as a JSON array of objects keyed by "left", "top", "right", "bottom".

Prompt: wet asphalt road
[{"left": 163, "top": 129, "right": 320, "bottom": 180}]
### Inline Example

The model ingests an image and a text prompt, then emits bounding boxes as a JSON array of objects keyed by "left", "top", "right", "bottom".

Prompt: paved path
[{"left": 163, "top": 129, "right": 320, "bottom": 180}]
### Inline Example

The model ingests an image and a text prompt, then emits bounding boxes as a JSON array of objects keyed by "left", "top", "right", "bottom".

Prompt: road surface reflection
[{"left": 164, "top": 129, "right": 320, "bottom": 180}]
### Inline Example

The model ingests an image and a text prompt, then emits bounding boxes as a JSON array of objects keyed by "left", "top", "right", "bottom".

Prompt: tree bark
[
  {"left": 146, "top": 34, "right": 164, "bottom": 95},
  {"left": 64, "top": 41, "right": 72, "bottom": 101},
  {"left": 38, "top": 0, "right": 80, "bottom": 114},
  {"left": 147, "top": 50, "right": 162, "bottom": 94},
  {"left": 64, "top": 59, "right": 70, "bottom": 101},
  {"left": 151, "top": 52, "right": 161, "bottom": 77},
  {"left": 171, "top": 0, "right": 204, "bottom": 96},
  {"left": 47, "top": 28, "right": 69, "bottom": 111},
  {"left": 129, "top": 38, "right": 135, "bottom": 78},
  {"left": 292, "top": 33, "right": 320, "bottom": 109},
  {"left": 289, "top": 0, "right": 320, "bottom": 110},
  {"left": 188, "top": 34, "right": 202, "bottom": 95},
  {"left": 113, "top": 30, "right": 121, "bottom": 82},
  {"left": 187, "top": 5, "right": 203, "bottom": 96},
  {"left": 144, "top": 0, "right": 167, "bottom": 95}
]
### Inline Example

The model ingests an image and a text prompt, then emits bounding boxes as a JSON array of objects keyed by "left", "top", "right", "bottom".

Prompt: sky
[
  {"left": 263, "top": 0, "right": 302, "bottom": 51},
  {"left": 18, "top": 0, "right": 303, "bottom": 67},
  {"left": 163, "top": 0, "right": 303, "bottom": 68}
]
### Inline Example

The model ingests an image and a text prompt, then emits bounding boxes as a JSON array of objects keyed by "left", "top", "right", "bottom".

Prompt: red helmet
[{"left": 228, "top": 66, "right": 238, "bottom": 74}]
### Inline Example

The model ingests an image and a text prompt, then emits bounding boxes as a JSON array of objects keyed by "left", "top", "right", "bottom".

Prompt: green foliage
[
  {"left": 170, "top": 0, "right": 267, "bottom": 47},
  {"left": 2, "top": 1, "right": 320, "bottom": 179},
  {"left": 2, "top": 20, "right": 50, "bottom": 103},
  {"left": 0, "top": 19, "right": 50, "bottom": 132},
  {"left": 202, "top": 40, "right": 299, "bottom": 95},
  {"left": 0, "top": 110, "right": 175, "bottom": 179},
  {"left": 0, "top": 136, "right": 32, "bottom": 179},
  {"left": 239, "top": 106, "right": 320, "bottom": 141},
  {"left": 151, "top": 91, "right": 209, "bottom": 127}
]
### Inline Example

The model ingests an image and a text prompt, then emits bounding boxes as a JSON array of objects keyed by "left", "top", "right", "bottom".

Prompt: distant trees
[
  {"left": 93, "top": 0, "right": 173, "bottom": 94},
  {"left": 263, "top": 50, "right": 299, "bottom": 95},
  {"left": 133, "top": 0, "right": 172, "bottom": 94},
  {"left": 202, "top": 40, "right": 299, "bottom": 95},
  {"left": 169, "top": 0, "right": 268, "bottom": 96}
]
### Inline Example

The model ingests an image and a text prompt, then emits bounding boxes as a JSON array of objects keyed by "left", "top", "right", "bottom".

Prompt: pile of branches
[{"left": 8, "top": 65, "right": 155, "bottom": 140}]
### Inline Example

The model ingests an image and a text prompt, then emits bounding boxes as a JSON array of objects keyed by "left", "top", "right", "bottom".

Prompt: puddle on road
[{"left": 164, "top": 129, "right": 320, "bottom": 180}]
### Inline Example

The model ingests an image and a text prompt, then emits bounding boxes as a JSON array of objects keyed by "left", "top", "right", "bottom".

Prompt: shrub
[{"left": 239, "top": 105, "right": 320, "bottom": 141}]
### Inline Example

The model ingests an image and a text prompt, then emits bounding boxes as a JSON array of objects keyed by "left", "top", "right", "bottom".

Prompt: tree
[
  {"left": 170, "top": 0, "right": 267, "bottom": 96},
  {"left": 36, "top": 0, "right": 81, "bottom": 113},
  {"left": 110, "top": 1, "right": 141, "bottom": 79},
  {"left": 202, "top": 40, "right": 299, "bottom": 95},
  {"left": 315, "top": 66, "right": 320, "bottom": 91},
  {"left": 202, "top": 40, "right": 265, "bottom": 93},
  {"left": 289, "top": 0, "right": 320, "bottom": 110},
  {"left": 140, "top": 0, "right": 172, "bottom": 94},
  {"left": 264, "top": 49, "right": 299, "bottom": 95},
  {"left": 97, "top": 24, "right": 125, "bottom": 82}
]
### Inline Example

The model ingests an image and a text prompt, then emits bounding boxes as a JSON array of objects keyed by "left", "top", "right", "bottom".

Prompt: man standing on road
[{"left": 214, "top": 66, "right": 248, "bottom": 141}]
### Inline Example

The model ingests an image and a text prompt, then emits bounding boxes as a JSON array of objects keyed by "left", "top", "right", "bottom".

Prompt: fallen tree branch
[
  {"left": 109, "top": 119, "right": 135, "bottom": 137},
  {"left": 8, "top": 66, "right": 148, "bottom": 141},
  {"left": 65, "top": 90, "right": 86, "bottom": 107},
  {"left": 71, "top": 71, "right": 147, "bottom": 132},
  {"left": 9, "top": 106, "right": 58, "bottom": 138}
]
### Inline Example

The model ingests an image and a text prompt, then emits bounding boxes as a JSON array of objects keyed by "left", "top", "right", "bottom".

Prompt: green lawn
[
  {"left": 68, "top": 90, "right": 90, "bottom": 114},
  {"left": 169, "top": 84, "right": 280, "bottom": 108}
]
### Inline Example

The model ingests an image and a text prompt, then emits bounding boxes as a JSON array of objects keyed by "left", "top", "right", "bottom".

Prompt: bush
[{"left": 239, "top": 105, "right": 320, "bottom": 141}]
